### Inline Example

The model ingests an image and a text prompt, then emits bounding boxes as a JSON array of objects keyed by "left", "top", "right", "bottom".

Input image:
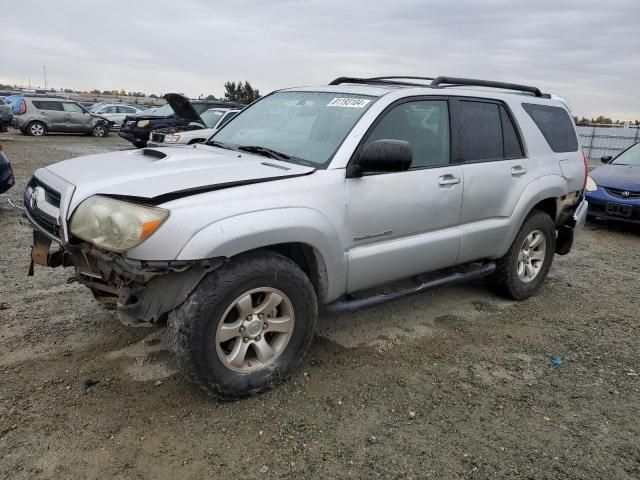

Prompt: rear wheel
[
  {"left": 489, "top": 210, "right": 556, "bottom": 300},
  {"left": 27, "top": 121, "right": 46, "bottom": 136},
  {"left": 168, "top": 251, "right": 317, "bottom": 399}
]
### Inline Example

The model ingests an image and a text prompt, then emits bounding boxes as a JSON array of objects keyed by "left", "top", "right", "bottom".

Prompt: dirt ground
[{"left": 1, "top": 131, "right": 639, "bottom": 480}]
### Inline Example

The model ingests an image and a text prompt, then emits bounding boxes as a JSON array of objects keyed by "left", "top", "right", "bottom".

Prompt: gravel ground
[{"left": 1, "top": 131, "right": 639, "bottom": 479}]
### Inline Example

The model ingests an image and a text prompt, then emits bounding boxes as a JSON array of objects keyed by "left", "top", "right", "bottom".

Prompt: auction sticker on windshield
[{"left": 327, "top": 98, "right": 371, "bottom": 108}]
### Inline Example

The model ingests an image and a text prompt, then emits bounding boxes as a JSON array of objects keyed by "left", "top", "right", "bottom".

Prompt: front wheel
[
  {"left": 91, "top": 123, "right": 109, "bottom": 137},
  {"left": 168, "top": 251, "right": 318, "bottom": 399},
  {"left": 489, "top": 210, "right": 556, "bottom": 300}
]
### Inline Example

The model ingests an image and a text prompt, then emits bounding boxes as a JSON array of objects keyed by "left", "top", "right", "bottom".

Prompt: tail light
[
  {"left": 582, "top": 152, "right": 588, "bottom": 190},
  {"left": 19, "top": 99, "right": 26, "bottom": 114}
]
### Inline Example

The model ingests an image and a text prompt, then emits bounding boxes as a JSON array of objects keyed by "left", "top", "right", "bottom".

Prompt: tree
[
  {"left": 205, "top": 94, "right": 218, "bottom": 101},
  {"left": 149, "top": 94, "right": 159, "bottom": 99},
  {"left": 224, "top": 81, "right": 261, "bottom": 104}
]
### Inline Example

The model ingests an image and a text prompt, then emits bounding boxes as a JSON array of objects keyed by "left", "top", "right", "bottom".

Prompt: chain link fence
[{"left": 578, "top": 124, "right": 640, "bottom": 161}]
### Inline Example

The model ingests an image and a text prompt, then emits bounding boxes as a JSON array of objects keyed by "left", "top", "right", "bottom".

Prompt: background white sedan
[{"left": 90, "top": 104, "right": 143, "bottom": 128}]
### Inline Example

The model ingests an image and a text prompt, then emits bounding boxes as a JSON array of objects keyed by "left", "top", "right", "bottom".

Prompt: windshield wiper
[
  {"left": 204, "top": 140, "right": 236, "bottom": 150},
  {"left": 237, "top": 145, "right": 291, "bottom": 161}
]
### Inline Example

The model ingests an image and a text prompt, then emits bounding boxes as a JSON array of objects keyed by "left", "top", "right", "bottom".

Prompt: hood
[
  {"left": 164, "top": 93, "right": 203, "bottom": 124},
  {"left": 41, "top": 145, "right": 315, "bottom": 211},
  {"left": 590, "top": 164, "right": 640, "bottom": 191}
]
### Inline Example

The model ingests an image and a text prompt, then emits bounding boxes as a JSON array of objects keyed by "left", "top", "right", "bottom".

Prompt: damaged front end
[{"left": 30, "top": 230, "right": 223, "bottom": 326}]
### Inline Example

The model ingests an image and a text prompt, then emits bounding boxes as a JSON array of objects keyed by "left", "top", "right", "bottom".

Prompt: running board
[{"left": 326, "top": 262, "right": 496, "bottom": 313}]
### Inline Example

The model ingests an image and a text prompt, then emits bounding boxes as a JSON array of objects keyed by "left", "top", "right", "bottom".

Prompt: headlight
[
  {"left": 70, "top": 196, "right": 169, "bottom": 252},
  {"left": 137, "top": 119, "right": 150, "bottom": 128},
  {"left": 585, "top": 176, "right": 598, "bottom": 192},
  {"left": 165, "top": 134, "right": 181, "bottom": 143}
]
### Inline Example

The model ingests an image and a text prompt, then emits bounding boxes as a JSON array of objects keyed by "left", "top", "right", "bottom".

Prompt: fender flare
[
  {"left": 176, "top": 207, "right": 346, "bottom": 302},
  {"left": 495, "top": 175, "right": 567, "bottom": 257}
]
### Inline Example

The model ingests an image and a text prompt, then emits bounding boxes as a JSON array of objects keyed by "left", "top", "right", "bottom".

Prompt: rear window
[
  {"left": 456, "top": 100, "right": 524, "bottom": 162},
  {"left": 32, "top": 101, "right": 64, "bottom": 111},
  {"left": 522, "top": 103, "right": 578, "bottom": 153}
]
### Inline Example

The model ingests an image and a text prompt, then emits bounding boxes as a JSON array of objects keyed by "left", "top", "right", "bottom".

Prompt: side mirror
[
  {"left": 601, "top": 155, "right": 612, "bottom": 163},
  {"left": 351, "top": 139, "right": 412, "bottom": 176}
]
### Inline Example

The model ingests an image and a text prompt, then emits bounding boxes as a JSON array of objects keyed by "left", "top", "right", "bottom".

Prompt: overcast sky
[{"left": 2, "top": 0, "right": 639, "bottom": 119}]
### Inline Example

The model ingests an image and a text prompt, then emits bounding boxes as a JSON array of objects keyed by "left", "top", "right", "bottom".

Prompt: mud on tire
[
  {"left": 168, "top": 251, "right": 318, "bottom": 400},
  {"left": 489, "top": 209, "right": 556, "bottom": 300}
]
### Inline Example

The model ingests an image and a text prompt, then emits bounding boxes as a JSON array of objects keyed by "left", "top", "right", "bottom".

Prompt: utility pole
[{"left": 43, "top": 65, "right": 47, "bottom": 90}]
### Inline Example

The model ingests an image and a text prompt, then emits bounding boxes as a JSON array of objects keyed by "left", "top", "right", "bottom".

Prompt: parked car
[
  {"left": 0, "top": 98, "right": 12, "bottom": 132},
  {"left": 585, "top": 142, "right": 640, "bottom": 223},
  {"left": 0, "top": 144, "right": 14, "bottom": 194},
  {"left": 23, "top": 75, "right": 587, "bottom": 399},
  {"left": 89, "top": 103, "right": 143, "bottom": 129},
  {"left": 148, "top": 107, "right": 241, "bottom": 146},
  {"left": 12, "top": 96, "right": 112, "bottom": 137},
  {"left": 118, "top": 94, "right": 243, "bottom": 148}
]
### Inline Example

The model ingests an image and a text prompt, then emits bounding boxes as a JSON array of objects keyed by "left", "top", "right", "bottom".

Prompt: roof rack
[
  {"left": 329, "top": 75, "right": 548, "bottom": 98},
  {"left": 329, "top": 77, "right": 430, "bottom": 87},
  {"left": 430, "top": 76, "right": 547, "bottom": 98}
]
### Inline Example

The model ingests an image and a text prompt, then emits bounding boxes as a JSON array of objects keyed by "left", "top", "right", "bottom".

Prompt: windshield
[
  {"left": 211, "top": 91, "right": 376, "bottom": 167},
  {"left": 612, "top": 142, "right": 640, "bottom": 166},
  {"left": 200, "top": 109, "right": 226, "bottom": 128},
  {"left": 151, "top": 104, "right": 174, "bottom": 117}
]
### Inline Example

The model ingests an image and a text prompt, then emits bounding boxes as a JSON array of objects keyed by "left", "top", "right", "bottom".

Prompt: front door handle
[
  {"left": 438, "top": 174, "right": 461, "bottom": 186},
  {"left": 511, "top": 166, "right": 527, "bottom": 176}
]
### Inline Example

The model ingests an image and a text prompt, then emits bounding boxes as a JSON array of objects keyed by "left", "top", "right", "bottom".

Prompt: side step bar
[{"left": 326, "top": 262, "right": 496, "bottom": 313}]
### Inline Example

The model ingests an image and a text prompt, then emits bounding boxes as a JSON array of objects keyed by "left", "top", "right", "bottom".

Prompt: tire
[
  {"left": 27, "top": 121, "right": 47, "bottom": 136},
  {"left": 91, "top": 123, "right": 109, "bottom": 137},
  {"left": 168, "top": 251, "right": 318, "bottom": 399},
  {"left": 132, "top": 140, "right": 146, "bottom": 148},
  {"left": 489, "top": 210, "right": 556, "bottom": 300}
]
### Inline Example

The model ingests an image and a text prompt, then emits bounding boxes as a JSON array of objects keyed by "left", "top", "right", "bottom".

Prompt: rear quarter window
[{"left": 522, "top": 103, "right": 578, "bottom": 153}]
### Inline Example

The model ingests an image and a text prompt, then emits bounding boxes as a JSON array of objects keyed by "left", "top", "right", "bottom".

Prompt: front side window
[
  {"left": 212, "top": 91, "right": 376, "bottom": 167},
  {"left": 612, "top": 143, "right": 640, "bottom": 166},
  {"left": 363, "top": 100, "right": 450, "bottom": 168},
  {"left": 62, "top": 102, "right": 84, "bottom": 113},
  {"left": 118, "top": 106, "right": 135, "bottom": 114}
]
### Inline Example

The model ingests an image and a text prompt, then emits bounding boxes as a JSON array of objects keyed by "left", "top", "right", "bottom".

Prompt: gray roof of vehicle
[{"left": 283, "top": 83, "right": 568, "bottom": 108}]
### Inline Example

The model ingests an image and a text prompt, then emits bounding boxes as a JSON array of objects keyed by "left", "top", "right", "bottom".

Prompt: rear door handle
[
  {"left": 511, "top": 166, "right": 527, "bottom": 176},
  {"left": 438, "top": 174, "right": 461, "bottom": 186}
]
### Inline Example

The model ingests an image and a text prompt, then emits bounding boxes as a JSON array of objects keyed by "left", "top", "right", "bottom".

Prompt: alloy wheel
[
  {"left": 517, "top": 229, "right": 546, "bottom": 283},
  {"left": 215, "top": 287, "right": 295, "bottom": 373}
]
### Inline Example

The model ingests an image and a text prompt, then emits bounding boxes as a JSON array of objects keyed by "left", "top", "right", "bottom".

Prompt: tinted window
[
  {"left": 500, "top": 105, "right": 524, "bottom": 158},
  {"left": 32, "top": 101, "right": 64, "bottom": 111},
  {"left": 364, "top": 100, "right": 450, "bottom": 168},
  {"left": 62, "top": 102, "right": 84, "bottom": 113},
  {"left": 117, "top": 106, "right": 135, "bottom": 113},
  {"left": 522, "top": 103, "right": 578, "bottom": 153},
  {"left": 458, "top": 101, "right": 503, "bottom": 161}
]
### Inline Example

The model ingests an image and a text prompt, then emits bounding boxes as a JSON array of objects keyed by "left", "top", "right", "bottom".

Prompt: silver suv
[
  {"left": 13, "top": 96, "right": 112, "bottom": 137},
  {"left": 23, "top": 76, "right": 588, "bottom": 399}
]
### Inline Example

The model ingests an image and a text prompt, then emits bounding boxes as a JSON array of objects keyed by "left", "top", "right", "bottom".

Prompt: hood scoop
[{"left": 142, "top": 148, "right": 167, "bottom": 160}]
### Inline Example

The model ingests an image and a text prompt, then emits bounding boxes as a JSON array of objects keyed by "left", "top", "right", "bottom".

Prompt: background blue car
[{"left": 585, "top": 142, "right": 640, "bottom": 224}]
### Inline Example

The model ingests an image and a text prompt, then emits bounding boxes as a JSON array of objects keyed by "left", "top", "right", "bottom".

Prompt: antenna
[{"left": 43, "top": 65, "right": 47, "bottom": 90}]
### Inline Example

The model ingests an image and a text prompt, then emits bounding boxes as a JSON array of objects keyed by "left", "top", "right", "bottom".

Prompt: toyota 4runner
[{"left": 23, "top": 76, "right": 588, "bottom": 399}]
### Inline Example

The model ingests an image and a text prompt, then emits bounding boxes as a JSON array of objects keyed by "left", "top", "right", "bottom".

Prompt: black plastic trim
[{"left": 104, "top": 170, "right": 316, "bottom": 205}]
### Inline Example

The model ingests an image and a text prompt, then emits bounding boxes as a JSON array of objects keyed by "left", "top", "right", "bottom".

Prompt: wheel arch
[
  {"left": 495, "top": 175, "right": 567, "bottom": 257},
  {"left": 176, "top": 208, "right": 347, "bottom": 303}
]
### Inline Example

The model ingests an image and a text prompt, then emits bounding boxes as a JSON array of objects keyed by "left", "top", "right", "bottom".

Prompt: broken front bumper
[{"left": 29, "top": 231, "right": 223, "bottom": 325}]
